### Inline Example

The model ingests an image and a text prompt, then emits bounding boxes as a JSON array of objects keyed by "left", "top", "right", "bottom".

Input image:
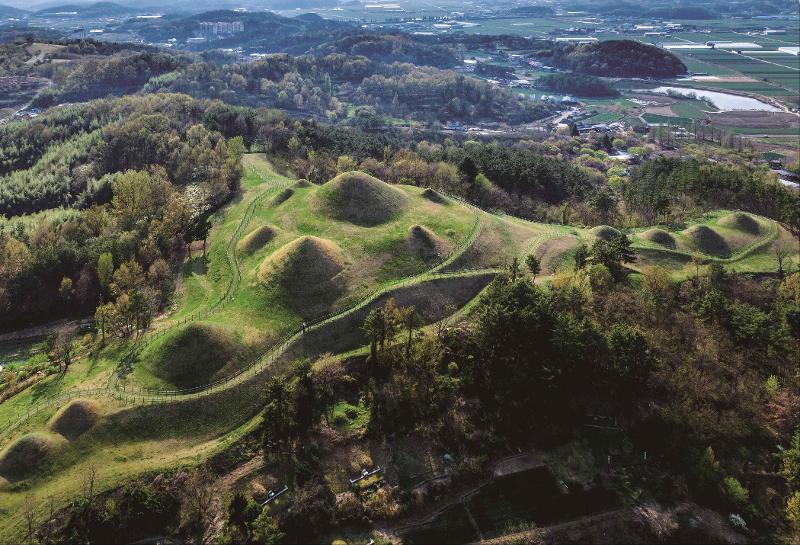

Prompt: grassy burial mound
[
  {"left": 258, "top": 236, "right": 348, "bottom": 315},
  {"left": 641, "top": 228, "right": 677, "bottom": 249},
  {"left": 149, "top": 323, "right": 245, "bottom": 389},
  {"left": 237, "top": 225, "right": 278, "bottom": 254},
  {"left": 49, "top": 399, "right": 101, "bottom": 441},
  {"left": 405, "top": 225, "right": 446, "bottom": 261},
  {"left": 270, "top": 187, "right": 295, "bottom": 207},
  {"left": 718, "top": 212, "right": 762, "bottom": 235},
  {"left": 422, "top": 188, "right": 446, "bottom": 204},
  {"left": 314, "top": 171, "right": 408, "bottom": 226},
  {"left": 684, "top": 225, "right": 731, "bottom": 258},
  {"left": 589, "top": 225, "right": 621, "bottom": 241},
  {"left": 0, "top": 432, "right": 64, "bottom": 482},
  {"left": 293, "top": 179, "right": 312, "bottom": 188}
]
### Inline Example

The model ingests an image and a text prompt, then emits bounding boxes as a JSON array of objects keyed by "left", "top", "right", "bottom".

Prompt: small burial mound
[
  {"left": 49, "top": 399, "right": 101, "bottom": 441},
  {"left": 237, "top": 225, "right": 277, "bottom": 254},
  {"left": 405, "top": 225, "right": 445, "bottom": 260},
  {"left": 641, "top": 228, "right": 676, "bottom": 249},
  {"left": 314, "top": 171, "right": 408, "bottom": 226},
  {"left": 151, "top": 323, "right": 243, "bottom": 389},
  {"left": 0, "top": 432, "right": 64, "bottom": 481},
  {"left": 718, "top": 212, "right": 761, "bottom": 235},
  {"left": 422, "top": 188, "right": 446, "bottom": 204},
  {"left": 684, "top": 225, "right": 731, "bottom": 257},
  {"left": 293, "top": 179, "right": 311, "bottom": 188},
  {"left": 590, "top": 225, "right": 621, "bottom": 241},
  {"left": 270, "top": 187, "right": 294, "bottom": 206}
]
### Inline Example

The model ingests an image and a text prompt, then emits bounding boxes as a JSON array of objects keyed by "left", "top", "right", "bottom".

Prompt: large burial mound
[
  {"left": 49, "top": 399, "right": 101, "bottom": 440},
  {"left": 590, "top": 225, "right": 621, "bottom": 241},
  {"left": 0, "top": 432, "right": 64, "bottom": 481},
  {"left": 314, "top": 171, "right": 408, "bottom": 226},
  {"left": 151, "top": 323, "right": 243, "bottom": 389},
  {"left": 718, "top": 212, "right": 761, "bottom": 235},
  {"left": 405, "top": 225, "right": 446, "bottom": 261},
  {"left": 293, "top": 179, "right": 311, "bottom": 188},
  {"left": 684, "top": 225, "right": 731, "bottom": 257},
  {"left": 237, "top": 225, "right": 277, "bottom": 254},
  {"left": 641, "top": 228, "right": 676, "bottom": 249},
  {"left": 258, "top": 236, "right": 347, "bottom": 315},
  {"left": 259, "top": 236, "right": 345, "bottom": 290}
]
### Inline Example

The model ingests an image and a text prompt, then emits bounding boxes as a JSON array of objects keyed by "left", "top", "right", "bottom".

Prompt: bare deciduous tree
[
  {"left": 82, "top": 464, "right": 98, "bottom": 501},
  {"left": 22, "top": 494, "right": 37, "bottom": 543},
  {"left": 775, "top": 240, "right": 795, "bottom": 277},
  {"left": 181, "top": 467, "right": 217, "bottom": 544}
]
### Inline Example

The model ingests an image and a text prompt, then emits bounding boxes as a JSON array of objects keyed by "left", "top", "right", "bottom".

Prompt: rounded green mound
[
  {"left": 641, "top": 228, "right": 676, "bottom": 249},
  {"left": 718, "top": 212, "right": 761, "bottom": 235},
  {"left": 258, "top": 236, "right": 346, "bottom": 292},
  {"left": 422, "top": 188, "right": 446, "bottom": 204},
  {"left": 237, "top": 225, "right": 277, "bottom": 254},
  {"left": 49, "top": 399, "right": 101, "bottom": 440},
  {"left": 684, "top": 225, "right": 731, "bottom": 257},
  {"left": 590, "top": 225, "right": 621, "bottom": 241},
  {"left": 271, "top": 187, "right": 295, "bottom": 206},
  {"left": 314, "top": 171, "right": 408, "bottom": 226},
  {"left": 406, "top": 225, "right": 444, "bottom": 259},
  {"left": 0, "top": 432, "right": 64, "bottom": 481},
  {"left": 293, "top": 179, "right": 311, "bottom": 188},
  {"left": 151, "top": 323, "right": 243, "bottom": 389}
]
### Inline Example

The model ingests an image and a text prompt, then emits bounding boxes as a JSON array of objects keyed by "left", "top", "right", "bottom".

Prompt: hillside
[
  {"left": 0, "top": 150, "right": 797, "bottom": 541},
  {"left": 35, "top": 2, "right": 136, "bottom": 16},
  {"left": 0, "top": 4, "right": 27, "bottom": 17},
  {"left": 120, "top": 9, "right": 352, "bottom": 51},
  {"left": 539, "top": 40, "right": 687, "bottom": 78}
]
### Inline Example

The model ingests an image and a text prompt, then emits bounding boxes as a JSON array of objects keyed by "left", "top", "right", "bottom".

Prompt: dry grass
[
  {"left": 535, "top": 235, "right": 579, "bottom": 274},
  {"left": 49, "top": 400, "right": 101, "bottom": 441},
  {"left": 237, "top": 225, "right": 278, "bottom": 254},
  {"left": 314, "top": 171, "right": 408, "bottom": 226}
]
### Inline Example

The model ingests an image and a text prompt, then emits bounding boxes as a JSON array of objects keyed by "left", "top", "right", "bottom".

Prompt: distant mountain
[
  {"left": 0, "top": 3, "right": 28, "bottom": 17},
  {"left": 120, "top": 9, "right": 354, "bottom": 51},
  {"left": 35, "top": 2, "right": 137, "bottom": 17}
]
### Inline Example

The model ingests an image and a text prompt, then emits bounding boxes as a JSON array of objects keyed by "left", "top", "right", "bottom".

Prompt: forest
[
  {"left": 536, "top": 40, "right": 688, "bottom": 78},
  {"left": 536, "top": 73, "right": 620, "bottom": 97}
]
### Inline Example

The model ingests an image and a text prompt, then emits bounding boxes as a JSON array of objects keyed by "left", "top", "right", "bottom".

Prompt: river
[{"left": 635, "top": 86, "right": 781, "bottom": 112}]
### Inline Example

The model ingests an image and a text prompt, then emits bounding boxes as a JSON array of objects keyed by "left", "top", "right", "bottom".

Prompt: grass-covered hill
[{"left": 0, "top": 154, "right": 796, "bottom": 542}]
